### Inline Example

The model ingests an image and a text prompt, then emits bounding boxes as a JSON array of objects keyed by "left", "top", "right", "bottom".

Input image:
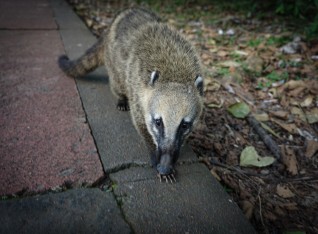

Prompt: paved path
[{"left": 0, "top": 0, "right": 256, "bottom": 233}]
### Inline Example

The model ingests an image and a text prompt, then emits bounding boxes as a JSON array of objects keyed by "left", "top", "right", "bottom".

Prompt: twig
[
  {"left": 257, "top": 188, "right": 265, "bottom": 229},
  {"left": 211, "top": 160, "right": 318, "bottom": 183},
  {"left": 210, "top": 159, "right": 268, "bottom": 177},
  {"left": 247, "top": 115, "right": 281, "bottom": 160}
]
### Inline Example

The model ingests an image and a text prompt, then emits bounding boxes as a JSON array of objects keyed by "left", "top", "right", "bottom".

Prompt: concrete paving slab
[
  {"left": 49, "top": 0, "right": 88, "bottom": 30},
  {"left": 0, "top": 30, "right": 103, "bottom": 195},
  {"left": 110, "top": 164, "right": 256, "bottom": 234},
  {"left": 0, "top": 189, "right": 131, "bottom": 234},
  {"left": 0, "top": 0, "right": 56, "bottom": 29},
  {"left": 51, "top": 2, "right": 198, "bottom": 173}
]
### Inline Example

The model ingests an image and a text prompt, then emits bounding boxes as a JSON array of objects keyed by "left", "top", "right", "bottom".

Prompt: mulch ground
[{"left": 67, "top": 0, "right": 318, "bottom": 233}]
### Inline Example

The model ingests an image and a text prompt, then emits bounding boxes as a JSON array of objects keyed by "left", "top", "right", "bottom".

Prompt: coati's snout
[
  {"left": 155, "top": 149, "right": 179, "bottom": 183},
  {"left": 144, "top": 73, "right": 203, "bottom": 181},
  {"left": 156, "top": 154, "right": 174, "bottom": 175},
  {"left": 155, "top": 143, "right": 180, "bottom": 176}
]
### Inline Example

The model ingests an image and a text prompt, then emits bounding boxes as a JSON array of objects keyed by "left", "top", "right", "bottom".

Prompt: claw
[
  {"left": 167, "top": 175, "right": 173, "bottom": 184},
  {"left": 165, "top": 176, "right": 169, "bottom": 183},
  {"left": 170, "top": 173, "right": 177, "bottom": 182},
  {"left": 157, "top": 172, "right": 177, "bottom": 183},
  {"left": 157, "top": 173, "right": 162, "bottom": 183}
]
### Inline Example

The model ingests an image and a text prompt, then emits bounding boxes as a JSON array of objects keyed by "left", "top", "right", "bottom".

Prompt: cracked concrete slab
[
  {"left": 0, "top": 189, "right": 131, "bottom": 234},
  {"left": 109, "top": 164, "right": 256, "bottom": 234}
]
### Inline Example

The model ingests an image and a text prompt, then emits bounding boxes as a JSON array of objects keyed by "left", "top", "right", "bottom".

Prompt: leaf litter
[{"left": 67, "top": 1, "right": 318, "bottom": 233}]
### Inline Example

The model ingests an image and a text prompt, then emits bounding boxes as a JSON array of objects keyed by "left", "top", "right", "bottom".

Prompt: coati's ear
[
  {"left": 149, "top": 71, "right": 159, "bottom": 86},
  {"left": 194, "top": 75, "right": 204, "bottom": 96}
]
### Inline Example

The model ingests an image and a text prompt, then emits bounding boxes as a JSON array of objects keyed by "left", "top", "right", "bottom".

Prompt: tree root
[{"left": 247, "top": 115, "right": 281, "bottom": 160}]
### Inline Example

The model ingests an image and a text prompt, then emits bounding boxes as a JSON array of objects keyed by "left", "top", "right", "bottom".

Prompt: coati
[{"left": 58, "top": 7, "right": 204, "bottom": 182}]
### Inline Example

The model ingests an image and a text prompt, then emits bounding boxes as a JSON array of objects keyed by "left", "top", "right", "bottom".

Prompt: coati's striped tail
[{"left": 58, "top": 38, "right": 105, "bottom": 77}]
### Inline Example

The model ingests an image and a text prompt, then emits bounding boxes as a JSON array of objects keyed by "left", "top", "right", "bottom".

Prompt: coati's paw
[
  {"left": 157, "top": 170, "right": 177, "bottom": 183},
  {"left": 117, "top": 99, "right": 130, "bottom": 111}
]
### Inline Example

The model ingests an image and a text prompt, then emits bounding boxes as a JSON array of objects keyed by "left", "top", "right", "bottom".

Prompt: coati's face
[{"left": 143, "top": 71, "right": 203, "bottom": 176}]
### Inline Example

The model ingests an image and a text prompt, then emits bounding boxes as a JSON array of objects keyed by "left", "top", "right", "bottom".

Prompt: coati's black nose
[
  {"left": 156, "top": 153, "right": 173, "bottom": 175},
  {"left": 156, "top": 164, "right": 173, "bottom": 175}
]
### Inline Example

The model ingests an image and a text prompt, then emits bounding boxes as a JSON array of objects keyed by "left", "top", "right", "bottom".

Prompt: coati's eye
[
  {"left": 181, "top": 121, "right": 191, "bottom": 130},
  {"left": 155, "top": 118, "right": 162, "bottom": 128}
]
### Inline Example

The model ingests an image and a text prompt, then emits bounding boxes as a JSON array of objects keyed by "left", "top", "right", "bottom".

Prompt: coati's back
[
  {"left": 106, "top": 7, "right": 201, "bottom": 95},
  {"left": 58, "top": 7, "right": 160, "bottom": 78},
  {"left": 59, "top": 7, "right": 200, "bottom": 86}
]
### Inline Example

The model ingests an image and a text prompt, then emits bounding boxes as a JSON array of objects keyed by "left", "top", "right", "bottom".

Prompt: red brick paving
[
  {"left": 0, "top": 0, "right": 104, "bottom": 195},
  {"left": 0, "top": 0, "right": 56, "bottom": 30}
]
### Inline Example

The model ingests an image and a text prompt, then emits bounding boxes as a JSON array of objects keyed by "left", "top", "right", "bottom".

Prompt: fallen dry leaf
[
  {"left": 264, "top": 211, "right": 277, "bottom": 221},
  {"left": 228, "top": 102, "right": 250, "bottom": 119},
  {"left": 300, "top": 95, "right": 314, "bottom": 107},
  {"left": 268, "top": 87, "right": 278, "bottom": 98},
  {"left": 240, "top": 146, "right": 275, "bottom": 167},
  {"left": 305, "top": 79, "right": 318, "bottom": 95},
  {"left": 221, "top": 77, "right": 235, "bottom": 94},
  {"left": 289, "top": 98, "right": 301, "bottom": 106},
  {"left": 281, "top": 146, "right": 298, "bottom": 175},
  {"left": 204, "top": 78, "right": 221, "bottom": 92},
  {"left": 305, "top": 140, "right": 318, "bottom": 158},
  {"left": 271, "top": 118, "right": 298, "bottom": 134},
  {"left": 253, "top": 112, "right": 269, "bottom": 122},
  {"left": 210, "top": 168, "right": 221, "bottom": 181},
  {"left": 305, "top": 108, "right": 318, "bottom": 124},
  {"left": 276, "top": 184, "right": 295, "bottom": 198},
  {"left": 217, "top": 50, "right": 228, "bottom": 57},
  {"left": 233, "top": 50, "right": 248, "bottom": 56},
  {"left": 219, "top": 60, "right": 241, "bottom": 68},
  {"left": 291, "top": 107, "right": 307, "bottom": 122},
  {"left": 260, "top": 122, "right": 282, "bottom": 139},
  {"left": 282, "top": 202, "right": 298, "bottom": 211},
  {"left": 207, "top": 97, "right": 224, "bottom": 108},
  {"left": 288, "top": 86, "right": 307, "bottom": 97},
  {"left": 274, "top": 206, "right": 285, "bottom": 216},
  {"left": 269, "top": 110, "right": 289, "bottom": 120},
  {"left": 280, "top": 80, "right": 306, "bottom": 93},
  {"left": 241, "top": 200, "right": 254, "bottom": 220},
  {"left": 213, "top": 142, "right": 223, "bottom": 156},
  {"left": 232, "top": 86, "right": 255, "bottom": 106},
  {"left": 279, "top": 94, "right": 289, "bottom": 108},
  {"left": 245, "top": 54, "right": 263, "bottom": 73},
  {"left": 227, "top": 150, "right": 239, "bottom": 166}
]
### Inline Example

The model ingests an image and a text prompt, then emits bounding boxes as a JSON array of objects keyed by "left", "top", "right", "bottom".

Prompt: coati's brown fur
[{"left": 59, "top": 7, "right": 204, "bottom": 181}]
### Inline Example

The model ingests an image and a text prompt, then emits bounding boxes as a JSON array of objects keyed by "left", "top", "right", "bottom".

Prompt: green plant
[
  {"left": 306, "top": 14, "right": 318, "bottom": 40},
  {"left": 256, "top": 80, "right": 272, "bottom": 89},
  {"left": 229, "top": 52, "right": 243, "bottom": 61},
  {"left": 266, "top": 71, "right": 288, "bottom": 81},
  {"left": 256, "top": 71, "right": 289, "bottom": 89},
  {"left": 273, "top": 0, "right": 318, "bottom": 40},
  {"left": 247, "top": 38, "right": 262, "bottom": 47},
  {"left": 217, "top": 67, "right": 230, "bottom": 76},
  {"left": 266, "top": 36, "right": 290, "bottom": 46}
]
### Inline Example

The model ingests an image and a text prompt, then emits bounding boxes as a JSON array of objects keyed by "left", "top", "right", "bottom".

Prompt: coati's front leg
[{"left": 117, "top": 96, "right": 130, "bottom": 111}]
